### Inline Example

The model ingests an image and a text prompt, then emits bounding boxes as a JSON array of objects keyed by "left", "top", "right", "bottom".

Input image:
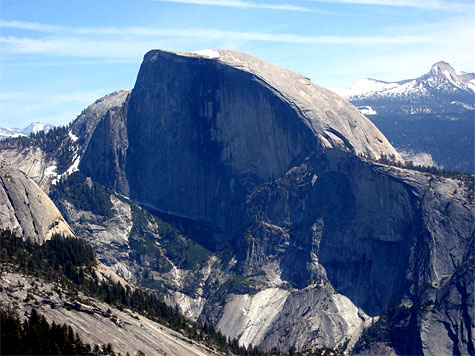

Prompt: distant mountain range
[
  {"left": 335, "top": 61, "right": 475, "bottom": 172},
  {"left": 336, "top": 61, "right": 475, "bottom": 115},
  {"left": 0, "top": 122, "right": 54, "bottom": 140}
]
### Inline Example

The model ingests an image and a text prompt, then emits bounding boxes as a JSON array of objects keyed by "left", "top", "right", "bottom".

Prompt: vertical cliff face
[
  {"left": 124, "top": 50, "right": 319, "bottom": 239},
  {"left": 0, "top": 165, "right": 74, "bottom": 243},
  {"left": 80, "top": 49, "right": 400, "bottom": 245},
  {"left": 234, "top": 151, "right": 473, "bottom": 353},
  {"left": 80, "top": 103, "right": 130, "bottom": 195}
]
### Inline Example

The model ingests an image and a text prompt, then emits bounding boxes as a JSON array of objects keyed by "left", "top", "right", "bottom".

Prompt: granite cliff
[
  {"left": 0, "top": 165, "right": 74, "bottom": 243},
  {"left": 80, "top": 49, "right": 401, "bottom": 247}
]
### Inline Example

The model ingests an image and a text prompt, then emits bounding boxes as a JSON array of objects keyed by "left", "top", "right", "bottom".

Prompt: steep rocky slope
[
  {"left": 0, "top": 90, "right": 129, "bottom": 193},
  {"left": 0, "top": 165, "right": 74, "bottom": 243},
  {"left": 228, "top": 150, "right": 473, "bottom": 354},
  {"left": 0, "top": 165, "right": 226, "bottom": 356},
  {"left": 0, "top": 272, "right": 222, "bottom": 356}
]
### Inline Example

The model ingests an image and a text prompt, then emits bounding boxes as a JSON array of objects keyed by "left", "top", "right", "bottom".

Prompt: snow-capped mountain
[
  {"left": 22, "top": 122, "right": 55, "bottom": 135},
  {"left": 335, "top": 61, "right": 474, "bottom": 172},
  {"left": 335, "top": 61, "right": 475, "bottom": 115},
  {"left": 0, "top": 127, "right": 26, "bottom": 140},
  {"left": 0, "top": 122, "right": 54, "bottom": 140}
]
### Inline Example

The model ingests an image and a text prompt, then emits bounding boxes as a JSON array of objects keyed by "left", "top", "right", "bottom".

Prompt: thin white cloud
[
  {"left": 304, "top": 0, "right": 474, "bottom": 11},
  {"left": 0, "top": 19, "right": 464, "bottom": 47},
  {"left": 0, "top": 19, "right": 440, "bottom": 60},
  {"left": 152, "top": 0, "right": 314, "bottom": 11},
  {"left": 0, "top": 20, "right": 62, "bottom": 32},
  {"left": 1, "top": 19, "right": 472, "bottom": 62},
  {"left": 0, "top": 32, "right": 436, "bottom": 59}
]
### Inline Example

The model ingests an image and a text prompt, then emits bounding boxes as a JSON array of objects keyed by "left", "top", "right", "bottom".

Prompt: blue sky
[{"left": 1, "top": 0, "right": 474, "bottom": 128}]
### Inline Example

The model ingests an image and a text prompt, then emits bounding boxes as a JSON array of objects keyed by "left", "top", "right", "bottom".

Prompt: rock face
[
  {"left": 81, "top": 49, "right": 401, "bottom": 245},
  {"left": 0, "top": 90, "right": 129, "bottom": 193},
  {"left": 0, "top": 165, "right": 74, "bottom": 243},
  {"left": 233, "top": 150, "right": 474, "bottom": 353},
  {"left": 70, "top": 90, "right": 130, "bottom": 160}
]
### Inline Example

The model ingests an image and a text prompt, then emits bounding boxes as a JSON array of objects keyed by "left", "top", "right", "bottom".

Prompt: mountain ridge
[
  {"left": 0, "top": 122, "right": 54, "bottom": 140},
  {"left": 334, "top": 61, "right": 475, "bottom": 172},
  {"left": 335, "top": 61, "right": 475, "bottom": 105}
]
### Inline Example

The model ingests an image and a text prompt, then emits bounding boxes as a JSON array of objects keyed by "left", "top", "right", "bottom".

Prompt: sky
[{"left": 1, "top": 0, "right": 474, "bottom": 128}]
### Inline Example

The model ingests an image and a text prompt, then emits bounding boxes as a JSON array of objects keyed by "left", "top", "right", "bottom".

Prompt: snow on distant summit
[
  {"left": 0, "top": 127, "right": 26, "bottom": 140},
  {"left": 0, "top": 122, "right": 54, "bottom": 140},
  {"left": 336, "top": 61, "right": 475, "bottom": 100},
  {"left": 334, "top": 61, "right": 475, "bottom": 115},
  {"left": 335, "top": 61, "right": 474, "bottom": 172},
  {"left": 22, "top": 122, "right": 55, "bottom": 135}
]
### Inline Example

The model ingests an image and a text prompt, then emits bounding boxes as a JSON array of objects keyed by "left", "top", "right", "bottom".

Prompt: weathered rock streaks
[{"left": 0, "top": 165, "right": 74, "bottom": 243}]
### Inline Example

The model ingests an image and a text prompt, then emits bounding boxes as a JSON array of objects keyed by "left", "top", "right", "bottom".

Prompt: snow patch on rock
[
  {"left": 357, "top": 106, "right": 377, "bottom": 115},
  {"left": 44, "top": 165, "right": 57, "bottom": 176},
  {"left": 69, "top": 130, "right": 78, "bottom": 142},
  {"left": 194, "top": 49, "right": 220, "bottom": 58}
]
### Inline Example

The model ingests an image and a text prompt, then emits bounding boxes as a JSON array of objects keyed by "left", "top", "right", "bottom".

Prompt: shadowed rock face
[
  {"left": 125, "top": 51, "right": 317, "bottom": 240},
  {"left": 238, "top": 150, "right": 474, "bottom": 354},
  {"left": 0, "top": 165, "right": 74, "bottom": 243},
  {"left": 82, "top": 49, "right": 401, "bottom": 245}
]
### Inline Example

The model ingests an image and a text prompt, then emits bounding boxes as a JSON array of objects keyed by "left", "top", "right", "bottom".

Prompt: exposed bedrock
[
  {"left": 0, "top": 165, "right": 75, "bottom": 243},
  {"left": 81, "top": 49, "right": 400, "bottom": 248}
]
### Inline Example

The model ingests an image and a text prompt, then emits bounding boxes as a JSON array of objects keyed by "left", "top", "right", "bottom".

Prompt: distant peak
[
  {"left": 22, "top": 122, "right": 54, "bottom": 135},
  {"left": 431, "top": 61, "right": 456, "bottom": 74},
  {"left": 431, "top": 61, "right": 452, "bottom": 70},
  {"left": 429, "top": 61, "right": 465, "bottom": 86}
]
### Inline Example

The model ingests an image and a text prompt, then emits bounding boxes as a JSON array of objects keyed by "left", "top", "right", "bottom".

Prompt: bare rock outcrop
[
  {"left": 80, "top": 49, "right": 401, "bottom": 246},
  {"left": 0, "top": 165, "right": 74, "bottom": 243},
  {"left": 0, "top": 272, "right": 222, "bottom": 356},
  {"left": 0, "top": 90, "right": 129, "bottom": 193}
]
